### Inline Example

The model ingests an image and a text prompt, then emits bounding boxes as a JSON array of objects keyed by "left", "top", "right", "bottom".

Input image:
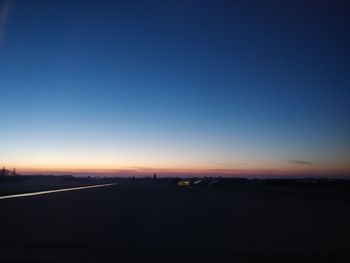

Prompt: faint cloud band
[{"left": 288, "top": 160, "right": 313, "bottom": 165}]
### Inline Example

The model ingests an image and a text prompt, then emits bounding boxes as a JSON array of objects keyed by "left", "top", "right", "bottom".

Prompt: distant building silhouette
[{"left": 153, "top": 173, "right": 157, "bottom": 180}]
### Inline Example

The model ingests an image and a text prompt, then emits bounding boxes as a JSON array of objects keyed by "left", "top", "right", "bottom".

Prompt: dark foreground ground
[{"left": 0, "top": 178, "right": 350, "bottom": 262}]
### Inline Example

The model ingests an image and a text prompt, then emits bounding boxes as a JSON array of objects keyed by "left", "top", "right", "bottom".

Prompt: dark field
[{"left": 1, "top": 179, "right": 350, "bottom": 262}]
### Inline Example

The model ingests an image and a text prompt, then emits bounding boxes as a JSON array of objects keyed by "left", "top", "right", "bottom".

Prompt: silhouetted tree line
[{"left": 1, "top": 167, "right": 17, "bottom": 176}]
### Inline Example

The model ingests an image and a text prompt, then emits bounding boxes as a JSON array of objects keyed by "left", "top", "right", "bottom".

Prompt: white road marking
[{"left": 0, "top": 183, "right": 117, "bottom": 200}]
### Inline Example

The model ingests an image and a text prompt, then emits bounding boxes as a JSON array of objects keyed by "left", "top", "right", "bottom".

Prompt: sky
[{"left": 0, "top": 0, "right": 349, "bottom": 177}]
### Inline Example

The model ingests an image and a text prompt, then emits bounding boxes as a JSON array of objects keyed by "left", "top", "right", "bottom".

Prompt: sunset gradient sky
[{"left": 1, "top": 0, "right": 349, "bottom": 177}]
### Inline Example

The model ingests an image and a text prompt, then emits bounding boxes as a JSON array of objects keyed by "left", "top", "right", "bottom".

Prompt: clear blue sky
[{"left": 1, "top": 0, "right": 349, "bottom": 176}]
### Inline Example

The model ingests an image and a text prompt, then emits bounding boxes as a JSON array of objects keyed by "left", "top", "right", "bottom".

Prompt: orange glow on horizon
[
  {"left": 3, "top": 155, "right": 350, "bottom": 177},
  {"left": 7, "top": 164, "right": 350, "bottom": 177}
]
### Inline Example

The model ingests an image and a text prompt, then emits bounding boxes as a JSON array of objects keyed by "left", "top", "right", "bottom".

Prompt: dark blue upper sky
[{"left": 1, "top": 0, "right": 349, "bottom": 175}]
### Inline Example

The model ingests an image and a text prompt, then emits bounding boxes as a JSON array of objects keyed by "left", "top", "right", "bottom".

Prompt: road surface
[{"left": 0, "top": 181, "right": 349, "bottom": 262}]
